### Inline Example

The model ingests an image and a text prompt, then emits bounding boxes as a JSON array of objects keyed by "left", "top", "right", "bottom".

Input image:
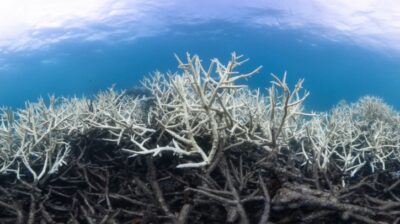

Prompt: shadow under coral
[{"left": 0, "top": 129, "right": 399, "bottom": 224}]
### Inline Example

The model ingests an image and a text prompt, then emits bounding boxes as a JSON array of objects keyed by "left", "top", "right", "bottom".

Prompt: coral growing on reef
[
  {"left": 298, "top": 96, "right": 400, "bottom": 180},
  {"left": 0, "top": 53, "right": 399, "bottom": 181},
  {"left": 0, "top": 52, "right": 309, "bottom": 183},
  {"left": 0, "top": 97, "right": 72, "bottom": 183},
  {"left": 1, "top": 54, "right": 400, "bottom": 223}
]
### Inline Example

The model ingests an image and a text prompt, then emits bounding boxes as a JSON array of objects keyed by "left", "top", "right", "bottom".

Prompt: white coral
[
  {"left": 300, "top": 96, "right": 400, "bottom": 177},
  {"left": 2, "top": 53, "right": 397, "bottom": 181}
]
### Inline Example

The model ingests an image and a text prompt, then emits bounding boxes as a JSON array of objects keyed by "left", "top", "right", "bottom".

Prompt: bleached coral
[
  {"left": 1, "top": 53, "right": 399, "bottom": 183},
  {"left": 0, "top": 53, "right": 312, "bottom": 180},
  {"left": 134, "top": 53, "right": 309, "bottom": 168},
  {"left": 261, "top": 72, "right": 310, "bottom": 149},
  {"left": 140, "top": 53, "right": 263, "bottom": 167},
  {"left": 300, "top": 96, "right": 400, "bottom": 177},
  {"left": 11, "top": 97, "right": 71, "bottom": 182},
  {"left": 85, "top": 88, "right": 154, "bottom": 146},
  {"left": 0, "top": 108, "right": 15, "bottom": 174}
]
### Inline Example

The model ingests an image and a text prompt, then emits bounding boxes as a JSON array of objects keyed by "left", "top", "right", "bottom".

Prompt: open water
[{"left": 1, "top": 0, "right": 399, "bottom": 111}]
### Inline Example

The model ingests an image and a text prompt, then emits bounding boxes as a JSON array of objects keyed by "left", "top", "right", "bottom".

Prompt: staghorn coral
[
  {"left": 0, "top": 53, "right": 399, "bottom": 181},
  {"left": 137, "top": 53, "right": 308, "bottom": 168},
  {"left": 2, "top": 53, "right": 398, "bottom": 181},
  {"left": 0, "top": 108, "right": 15, "bottom": 174},
  {"left": 1, "top": 54, "right": 400, "bottom": 223},
  {"left": 9, "top": 97, "right": 71, "bottom": 183},
  {"left": 299, "top": 96, "right": 400, "bottom": 179},
  {"left": 139, "top": 53, "right": 264, "bottom": 167},
  {"left": 0, "top": 53, "right": 311, "bottom": 181}
]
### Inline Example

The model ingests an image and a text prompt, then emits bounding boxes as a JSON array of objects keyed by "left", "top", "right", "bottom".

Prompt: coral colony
[{"left": 0, "top": 53, "right": 400, "bottom": 223}]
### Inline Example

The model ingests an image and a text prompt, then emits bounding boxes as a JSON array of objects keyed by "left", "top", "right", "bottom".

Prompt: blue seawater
[{"left": 1, "top": 1, "right": 400, "bottom": 112}]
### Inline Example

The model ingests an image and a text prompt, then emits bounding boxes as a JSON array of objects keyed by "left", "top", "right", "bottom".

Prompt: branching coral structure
[
  {"left": 139, "top": 53, "right": 265, "bottom": 168},
  {"left": 0, "top": 54, "right": 400, "bottom": 223},
  {"left": 298, "top": 96, "right": 400, "bottom": 179}
]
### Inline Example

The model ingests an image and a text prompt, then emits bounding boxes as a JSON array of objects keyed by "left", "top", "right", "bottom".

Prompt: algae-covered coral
[{"left": 0, "top": 53, "right": 400, "bottom": 223}]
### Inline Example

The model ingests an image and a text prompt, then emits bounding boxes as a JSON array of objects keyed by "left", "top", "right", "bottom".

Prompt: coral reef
[
  {"left": 0, "top": 53, "right": 400, "bottom": 223},
  {"left": 299, "top": 96, "right": 400, "bottom": 179}
]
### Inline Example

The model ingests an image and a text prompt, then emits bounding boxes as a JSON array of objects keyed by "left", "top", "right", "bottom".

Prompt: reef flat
[{"left": 0, "top": 53, "right": 399, "bottom": 223}]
